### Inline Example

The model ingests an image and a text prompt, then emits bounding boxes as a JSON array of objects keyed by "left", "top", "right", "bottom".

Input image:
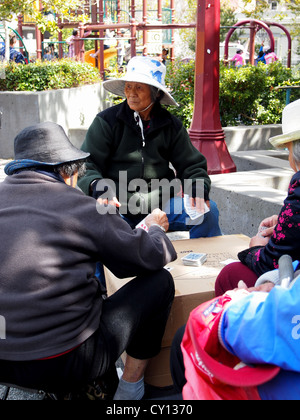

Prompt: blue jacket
[
  {"left": 0, "top": 46, "right": 26, "bottom": 64},
  {"left": 256, "top": 46, "right": 266, "bottom": 64},
  {"left": 220, "top": 279, "right": 300, "bottom": 400}
]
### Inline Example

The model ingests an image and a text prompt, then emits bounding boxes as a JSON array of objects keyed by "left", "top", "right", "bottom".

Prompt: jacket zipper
[
  {"left": 134, "top": 112, "right": 147, "bottom": 213},
  {"left": 134, "top": 111, "right": 146, "bottom": 180}
]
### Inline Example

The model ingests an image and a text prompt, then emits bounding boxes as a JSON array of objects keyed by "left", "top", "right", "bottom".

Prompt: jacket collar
[{"left": 116, "top": 101, "right": 173, "bottom": 136}]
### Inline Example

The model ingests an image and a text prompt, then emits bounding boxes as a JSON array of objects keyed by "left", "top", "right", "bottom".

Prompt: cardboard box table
[{"left": 105, "top": 234, "right": 250, "bottom": 387}]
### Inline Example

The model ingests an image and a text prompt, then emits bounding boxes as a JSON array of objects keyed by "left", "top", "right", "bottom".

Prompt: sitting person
[
  {"left": 231, "top": 48, "right": 245, "bottom": 68},
  {"left": 0, "top": 34, "right": 26, "bottom": 64},
  {"left": 256, "top": 44, "right": 266, "bottom": 65},
  {"left": 78, "top": 56, "right": 222, "bottom": 239},
  {"left": 215, "top": 99, "right": 300, "bottom": 296},
  {"left": 171, "top": 267, "right": 300, "bottom": 400},
  {"left": 0, "top": 122, "right": 176, "bottom": 400},
  {"left": 264, "top": 46, "right": 279, "bottom": 64}
]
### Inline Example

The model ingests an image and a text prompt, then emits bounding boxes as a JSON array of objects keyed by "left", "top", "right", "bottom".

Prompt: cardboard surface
[{"left": 105, "top": 234, "right": 250, "bottom": 387}]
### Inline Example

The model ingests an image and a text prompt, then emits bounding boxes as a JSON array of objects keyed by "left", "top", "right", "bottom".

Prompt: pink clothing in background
[{"left": 231, "top": 53, "right": 245, "bottom": 67}]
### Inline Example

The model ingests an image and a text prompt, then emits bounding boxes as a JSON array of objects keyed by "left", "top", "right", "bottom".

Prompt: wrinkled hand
[
  {"left": 249, "top": 234, "right": 270, "bottom": 248},
  {"left": 237, "top": 280, "right": 275, "bottom": 294},
  {"left": 258, "top": 215, "right": 278, "bottom": 238},
  {"left": 97, "top": 196, "right": 121, "bottom": 208},
  {"left": 249, "top": 214, "right": 278, "bottom": 248},
  {"left": 145, "top": 209, "right": 169, "bottom": 232}
]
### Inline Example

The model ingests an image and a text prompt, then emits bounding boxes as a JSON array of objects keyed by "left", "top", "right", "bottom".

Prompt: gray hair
[
  {"left": 292, "top": 140, "right": 300, "bottom": 166},
  {"left": 55, "top": 160, "right": 86, "bottom": 178},
  {"left": 149, "top": 86, "right": 165, "bottom": 103}
]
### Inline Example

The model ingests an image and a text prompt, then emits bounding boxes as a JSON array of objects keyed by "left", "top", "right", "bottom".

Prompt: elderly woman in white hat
[
  {"left": 78, "top": 56, "right": 221, "bottom": 238},
  {"left": 215, "top": 99, "right": 300, "bottom": 296}
]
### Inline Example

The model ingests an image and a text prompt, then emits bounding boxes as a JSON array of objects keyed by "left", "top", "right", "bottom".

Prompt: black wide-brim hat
[{"left": 5, "top": 122, "right": 90, "bottom": 175}]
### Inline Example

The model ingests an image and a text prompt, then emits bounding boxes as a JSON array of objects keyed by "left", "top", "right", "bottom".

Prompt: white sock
[{"left": 113, "top": 376, "right": 145, "bottom": 400}]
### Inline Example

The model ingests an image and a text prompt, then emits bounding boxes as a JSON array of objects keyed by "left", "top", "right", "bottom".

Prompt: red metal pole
[
  {"left": 58, "top": 18, "right": 63, "bottom": 59},
  {"left": 130, "top": 0, "right": 137, "bottom": 58},
  {"left": 249, "top": 20, "right": 256, "bottom": 65},
  {"left": 98, "top": 0, "right": 105, "bottom": 79},
  {"left": 143, "top": 0, "right": 148, "bottom": 55},
  {"left": 35, "top": 0, "right": 43, "bottom": 60},
  {"left": 170, "top": 0, "right": 175, "bottom": 62},
  {"left": 158, "top": 0, "right": 162, "bottom": 60},
  {"left": 265, "top": 21, "right": 292, "bottom": 68},
  {"left": 189, "top": 0, "right": 236, "bottom": 175},
  {"left": 79, "top": 22, "right": 85, "bottom": 62}
]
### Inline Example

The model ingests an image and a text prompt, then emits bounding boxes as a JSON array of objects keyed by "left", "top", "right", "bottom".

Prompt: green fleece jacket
[{"left": 78, "top": 101, "right": 211, "bottom": 215}]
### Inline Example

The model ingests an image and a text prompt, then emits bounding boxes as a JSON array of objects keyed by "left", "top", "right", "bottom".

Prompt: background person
[
  {"left": 66, "top": 29, "right": 91, "bottom": 59},
  {"left": 231, "top": 48, "right": 245, "bottom": 68},
  {"left": 264, "top": 45, "right": 279, "bottom": 64},
  {"left": 0, "top": 34, "right": 26, "bottom": 64}
]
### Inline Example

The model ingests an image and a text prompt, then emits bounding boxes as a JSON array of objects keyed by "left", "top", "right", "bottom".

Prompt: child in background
[{"left": 231, "top": 48, "right": 245, "bottom": 68}]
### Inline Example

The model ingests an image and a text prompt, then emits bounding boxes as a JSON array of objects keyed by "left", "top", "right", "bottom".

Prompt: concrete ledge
[
  {"left": 68, "top": 124, "right": 284, "bottom": 155},
  {"left": 224, "top": 124, "right": 282, "bottom": 152},
  {"left": 231, "top": 150, "right": 290, "bottom": 172},
  {"left": 68, "top": 128, "right": 89, "bottom": 150},
  {"left": 210, "top": 151, "right": 293, "bottom": 237},
  {"left": 0, "top": 84, "right": 110, "bottom": 159}
]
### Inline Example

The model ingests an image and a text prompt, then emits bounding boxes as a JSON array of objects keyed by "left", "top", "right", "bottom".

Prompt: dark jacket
[
  {"left": 0, "top": 46, "right": 26, "bottom": 64},
  {"left": 239, "top": 171, "right": 300, "bottom": 276},
  {"left": 0, "top": 171, "right": 176, "bottom": 361},
  {"left": 78, "top": 101, "right": 211, "bottom": 214}
]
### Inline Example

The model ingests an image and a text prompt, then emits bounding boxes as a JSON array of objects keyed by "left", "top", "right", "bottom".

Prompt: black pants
[
  {"left": 0, "top": 269, "right": 174, "bottom": 393},
  {"left": 170, "top": 325, "right": 187, "bottom": 394}
]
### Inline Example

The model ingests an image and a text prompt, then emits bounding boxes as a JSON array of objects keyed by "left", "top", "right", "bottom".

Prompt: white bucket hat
[
  {"left": 103, "top": 56, "right": 178, "bottom": 107},
  {"left": 269, "top": 99, "right": 300, "bottom": 148}
]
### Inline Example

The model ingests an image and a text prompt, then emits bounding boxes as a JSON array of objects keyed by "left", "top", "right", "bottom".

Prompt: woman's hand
[
  {"left": 249, "top": 234, "right": 270, "bottom": 248},
  {"left": 258, "top": 215, "right": 278, "bottom": 238},
  {"left": 145, "top": 209, "right": 169, "bottom": 232},
  {"left": 189, "top": 197, "right": 211, "bottom": 214}
]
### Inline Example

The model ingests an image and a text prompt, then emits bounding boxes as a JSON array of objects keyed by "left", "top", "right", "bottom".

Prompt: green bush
[
  {"left": 219, "top": 61, "right": 300, "bottom": 126},
  {"left": 0, "top": 59, "right": 101, "bottom": 91},
  {"left": 165, "top": 60, "right": 300, "bottom": 128},
  {"left": 166, "top": 60, "right": 195, "bottom": 128}
]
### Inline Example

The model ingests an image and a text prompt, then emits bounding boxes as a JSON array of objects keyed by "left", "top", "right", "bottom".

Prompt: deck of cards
[
  {"left": 136, "top": 218, "right": 149, "bottom": 232},
  {"left": 181, "top": 252, "right": 207, "bottom": 267}
]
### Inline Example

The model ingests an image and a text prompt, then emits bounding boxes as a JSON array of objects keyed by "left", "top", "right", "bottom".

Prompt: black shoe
[{"left": 83, "top": 366, "right": 119, "bottom": 401}]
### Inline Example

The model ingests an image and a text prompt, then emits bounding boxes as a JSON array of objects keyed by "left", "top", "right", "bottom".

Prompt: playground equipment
[
  {"left": 14, "top": 0, "right": 236, "bottom": 174},
  {"left": 224, "top": 19, "right": 292, "bottom": 68},
  {"left": 0, "top": 23, "right": 29, "bottom": 63},
  {"left": 84, "top": 47, "right": 117, "bottom": 70},
  {"left": 189, "top": 0, "right": 236, "bottom": 175},
  {"left": 17, "top": 0, "right": 194, "bottom": 75},
  {"left": 14, "top": 0, "right": 287, "bottom": 175}
]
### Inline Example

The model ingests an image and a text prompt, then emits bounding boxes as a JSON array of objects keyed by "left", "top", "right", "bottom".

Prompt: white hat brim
[
  {"left": 103, "top": 75, "right": 179, "bottom": 107},
  {"left": 269, "top": 130, "right": 300, "bottom": 148}
]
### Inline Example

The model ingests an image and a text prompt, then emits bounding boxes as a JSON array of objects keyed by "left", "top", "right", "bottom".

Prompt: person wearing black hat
[{"left": 0, "top": 122, "right": 176, "bottom": 399}]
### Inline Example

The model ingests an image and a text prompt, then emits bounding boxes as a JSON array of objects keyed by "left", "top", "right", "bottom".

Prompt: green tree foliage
[
  {"left": 181, "top": 0, "right": 241, "bottom": 53},
  {"left": 165, "top": 59, "right": 300, "bottom": 128},
  {"left": 0, "top": 0, "right": 87, "bottom": 35}
]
